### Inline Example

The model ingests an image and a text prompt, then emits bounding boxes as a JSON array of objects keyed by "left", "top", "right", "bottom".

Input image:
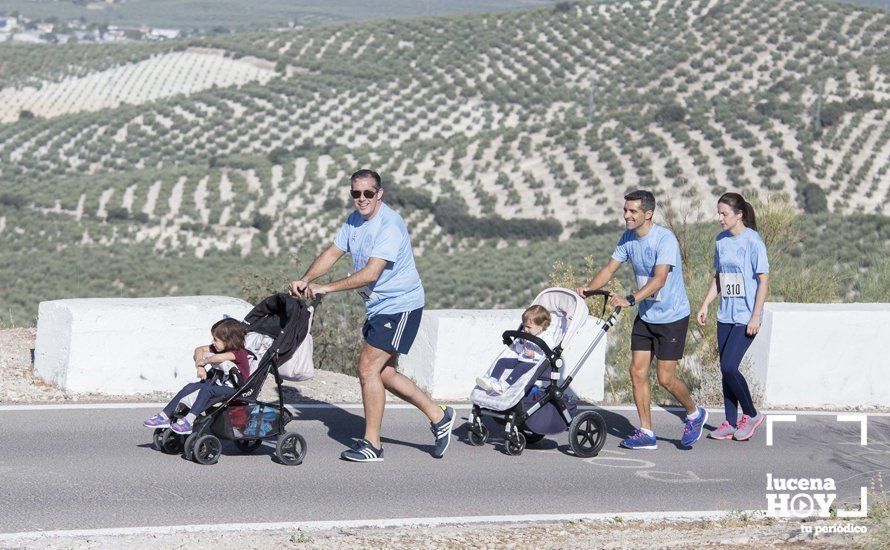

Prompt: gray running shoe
[
  {"left": 708, "top": 420, "right": 736, "bottom": 440},
  {"left": 733, "top": 413, "right": 765, "bottom": 441},
  {"left": 430, "top": 406, "right": 455, "bottom": 458}
]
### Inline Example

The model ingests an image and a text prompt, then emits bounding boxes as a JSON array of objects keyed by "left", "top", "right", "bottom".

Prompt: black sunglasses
[{"left": 350, "top": 189, "right": 378, "bottom": 199}]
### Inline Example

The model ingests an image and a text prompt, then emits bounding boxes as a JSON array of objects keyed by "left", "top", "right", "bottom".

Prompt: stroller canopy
[
  {"left": 531, "top": 287, "right": 591, "bottom": 351},
  {"left": 242, "top": 293, "right": 311, "bottom": 365}
]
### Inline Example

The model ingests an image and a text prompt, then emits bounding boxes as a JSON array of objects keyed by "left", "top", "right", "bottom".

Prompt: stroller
[
  {"left": 151, "top": 293, "right": 315, "bottom": 466},
  {"left": 467, "top": 288, "right": 621, "bottom": 457}
]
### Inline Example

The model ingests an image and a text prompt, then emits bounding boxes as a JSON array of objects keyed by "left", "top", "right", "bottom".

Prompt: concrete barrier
[
  {"left": 399, "top": 309, "right": 606, "bottom": 402},
  {"left": 34, "top": 296, "right": 253, "bottom": 394},
  {"left": 747, "top": 303, "right": 890, "bottom": 408}
]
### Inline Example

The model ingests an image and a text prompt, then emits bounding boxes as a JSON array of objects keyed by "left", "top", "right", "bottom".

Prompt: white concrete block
[
  {"left": 34, "top": 296, "right": 254, "bottom": 394},
  {"left": 400, "top": 309, "right": 606, "bottom": 401},
  {"left": 747, "top": 303, "right": 890, "bottom": 408}
]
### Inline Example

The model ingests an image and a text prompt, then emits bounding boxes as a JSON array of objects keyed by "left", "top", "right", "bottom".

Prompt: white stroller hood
[
  {"left": 531, "top": 287, "right": 590, "bottom": 351},
  {"left": 470, "top": 287, "right": 592, "bottom": 412}
]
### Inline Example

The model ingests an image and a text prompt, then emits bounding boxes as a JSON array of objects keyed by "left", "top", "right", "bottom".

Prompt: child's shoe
[
  {"left": 171, "top": 418, "right": 193, "bottom": 435},
  {"left": 475, "top": 376, "right": 506, "bottom": 395},
  {"left": 143, "top": 413, "right": 170, "bottom": 429}
]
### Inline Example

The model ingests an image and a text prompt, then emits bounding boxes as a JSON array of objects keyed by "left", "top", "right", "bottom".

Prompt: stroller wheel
[
  {"left": 569, "top": 411, "right": 607, "bottom": 458},
  {"left": 276, "top": 432, "right": 307, "bottom": 466},
  {"left": 183, "top": 433, "right": 197, "bottom": 461},
  {"left": 234, "top": 439, "right": 263, "bottom": 454},
  {"left": 468, "top": 423, "right": 489, "bottom": 446},
  {"left": 151, "top": 428, "right": 165, "bottom": 451},
  {"left": 193, "top": 435, "right": 222, "bottom": 465},
  {"left": 504, "top": 431, "right": 526, "bottom": 456},
  {"left": 521, "top": 430, "right": 546, "bottom": 445},
  {"left": 155, "top": 428, "right": 183, "bottom": 455}
]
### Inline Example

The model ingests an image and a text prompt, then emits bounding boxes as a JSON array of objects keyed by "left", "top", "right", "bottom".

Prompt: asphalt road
[{"left": 0, "top": 404, "right": 887, "bottom": 534}]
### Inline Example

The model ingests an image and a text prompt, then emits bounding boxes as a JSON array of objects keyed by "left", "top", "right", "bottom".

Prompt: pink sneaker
[
  {"left": 708, "top": 420, "right": 736, "bottom": 440},
  {"left": 733, "top": 413, "right": 765, "bottom": 441}
]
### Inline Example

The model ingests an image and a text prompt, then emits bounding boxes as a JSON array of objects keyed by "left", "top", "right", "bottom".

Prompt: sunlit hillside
[{"left": 0, "top": 0, "right": 888, "bottom": 323}]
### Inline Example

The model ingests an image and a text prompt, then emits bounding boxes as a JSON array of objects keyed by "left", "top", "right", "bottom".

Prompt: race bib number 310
[{"left": 721, "top": 272, "right": 745, "bottom": 297}]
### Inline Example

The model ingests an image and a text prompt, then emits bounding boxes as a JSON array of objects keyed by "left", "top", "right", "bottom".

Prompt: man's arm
[
  {"left": 316, "top": 257, "right": 388, "bottom": 294},
  {"left": 634, "top": 264, "right": 669, "bottom": 301},
  {"left": 289, "top": 244, "right": 346, "bottom": 296},
  {"left": 193, "top": 345, "right": 211, "bottom": 363},
  {"left": 196, "top": 351, "right": 237, "bottom": 367},
  {"left": 575, "top": 258, "right": 622, "bottom": 296},
  {"left": 608, "top": 264, "right": 670, "bottom": 308}
]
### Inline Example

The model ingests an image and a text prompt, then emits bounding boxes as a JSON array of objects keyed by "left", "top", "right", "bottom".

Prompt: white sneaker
[{"left": 475, "top": 376, "right": 505, "bottom": 395}]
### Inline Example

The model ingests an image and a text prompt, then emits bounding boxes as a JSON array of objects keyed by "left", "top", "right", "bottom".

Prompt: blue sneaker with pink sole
[
  {"left": 619, "top": 429, "right": 658, "bottom": 450},
  {"left": 170, "top": 418, "right": 193, "bottom": 435},
  {"left": 143, "top": 413, "right": 170, "bottom": 429},
  {"left": 681, "top": 406, "right": 708, "bottom": 447}
]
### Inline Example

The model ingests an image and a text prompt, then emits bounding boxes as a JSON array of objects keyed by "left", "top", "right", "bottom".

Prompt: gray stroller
[{"left": 467, "top": 288, "right": 621, "bottom": 456}]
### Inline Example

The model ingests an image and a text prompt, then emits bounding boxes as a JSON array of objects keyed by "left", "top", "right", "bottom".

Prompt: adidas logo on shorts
[{"left": 384, "top": 322, "right": 392, "bottom": 329}]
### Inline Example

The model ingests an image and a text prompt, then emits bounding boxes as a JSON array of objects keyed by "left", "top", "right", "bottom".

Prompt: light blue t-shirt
[
  {"left": 333, "top": 202, "right": 425, "bottom": 317},
  {"left": 713, "top": 228, "right": 769, "bottom": 325},
  {"left": 611, "top": 223, "right": 691, "bottom": 324}
]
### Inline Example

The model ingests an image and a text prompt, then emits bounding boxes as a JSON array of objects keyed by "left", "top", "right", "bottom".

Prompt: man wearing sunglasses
[{"left": 289, "top": 169, "right": 455, "bottom": 462}]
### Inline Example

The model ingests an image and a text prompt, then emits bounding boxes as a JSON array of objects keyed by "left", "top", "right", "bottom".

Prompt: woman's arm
[
  {"left": 747, "top": 273, "right": 770, "bottom": 336},
  {"left": 696, "top": 272, "right": 720, "bottom": 325}
]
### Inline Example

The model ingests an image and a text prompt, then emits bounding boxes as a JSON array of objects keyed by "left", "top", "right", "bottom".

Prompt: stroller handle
[
  {"left": 581, "top": 289, "right": 617, "bottom": 319},
  {"left": 582, "top": 289, "right": 609, "bottom": 298}
]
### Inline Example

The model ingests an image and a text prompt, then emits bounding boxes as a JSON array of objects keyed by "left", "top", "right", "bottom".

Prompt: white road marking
[{"left": 0, "top": 510, "right": 765, "bottom": 541}]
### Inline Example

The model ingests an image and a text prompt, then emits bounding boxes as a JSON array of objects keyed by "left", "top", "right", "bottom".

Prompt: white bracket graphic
[
  {"left": 766, "top": 414, "right": 796, "bottom": 446},
  {"left": 836, "top": 414, "right": 868, "bottom": 445},
  {"left": 837, "top": 486, "right": 869, "bottom": 518}
]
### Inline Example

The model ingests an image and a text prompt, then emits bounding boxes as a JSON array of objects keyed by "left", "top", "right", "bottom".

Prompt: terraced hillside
[{"left": 0, "top": 0, "right": 888, "bottom": 323}]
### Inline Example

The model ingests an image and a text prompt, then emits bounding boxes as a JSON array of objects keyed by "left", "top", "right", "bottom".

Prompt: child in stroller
[
  {"left": 475, "top": 305, "right": 560, "bottom": 395},
  {"left": 145, "top": 293, "right": 314, "bottom": 466},
  {"left": 143, "top": 318, "right": 250, "bottom": 435},
  {"left": 467, "top": 288, "right": 621, "bottom": 457}
]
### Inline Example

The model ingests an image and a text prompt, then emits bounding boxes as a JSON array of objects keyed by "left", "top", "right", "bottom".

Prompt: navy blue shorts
[{"left": 362, "top": 307, "right": 423, "bottom": 355}]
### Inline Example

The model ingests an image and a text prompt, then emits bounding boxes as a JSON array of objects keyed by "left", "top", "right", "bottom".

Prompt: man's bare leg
[
  {"left": 357, "top": 342, "right": 392, "bottom": 448},
  {"left": 656, "top": 359, "right": 696, "bottom": 414},
  {"left": 379, "top": 355, "right": 444, "bottom": 424},
  {"left": 630, "top": 350, "right": 654, "bottom": 431}
]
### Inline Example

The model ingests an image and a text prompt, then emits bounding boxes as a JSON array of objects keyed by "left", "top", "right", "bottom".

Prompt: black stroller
[
  {"left": 467, "top": 288, "right": 621, "bottom": 457},
  {"left": 151, "top": 293, "right": 314, "bottom": 465}
]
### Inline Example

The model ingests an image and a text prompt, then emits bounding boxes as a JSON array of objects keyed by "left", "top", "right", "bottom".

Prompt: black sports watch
[{"left": 625, "top": 293, "right": 636, "bottom": 307}]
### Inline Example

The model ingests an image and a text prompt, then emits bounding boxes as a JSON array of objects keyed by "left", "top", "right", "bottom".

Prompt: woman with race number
[{"left": 696, "top": 193, "right": 770, "bottom": 442}]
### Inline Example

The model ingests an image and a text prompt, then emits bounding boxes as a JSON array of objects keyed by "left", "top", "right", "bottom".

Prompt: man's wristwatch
[{"left": 625, "top": 294, "right": 636, "bottom": 307}]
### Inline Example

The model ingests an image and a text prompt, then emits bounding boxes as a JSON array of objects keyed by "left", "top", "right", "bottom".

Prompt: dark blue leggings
[{"left": 717, "top": 322, "right": 758, "bottom": 426}]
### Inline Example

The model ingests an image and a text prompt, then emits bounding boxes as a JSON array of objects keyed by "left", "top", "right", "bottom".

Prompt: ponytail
[
  {"left": 742, "top": 201, "right": 757, "bottom": 231},
  {"left": 718, "top": 192, "right": 756, "bottom": 231}
]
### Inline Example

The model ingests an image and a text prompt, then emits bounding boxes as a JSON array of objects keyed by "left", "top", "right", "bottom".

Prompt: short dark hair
[
  {"left": 350, "top": 169, "right": 382, "bottom": 189},
  {"left": 211, "top": 318, "right": 245, "bottom": 351},
  {"left": 624, "top": 190, "right": 655, "bottom": 212}
]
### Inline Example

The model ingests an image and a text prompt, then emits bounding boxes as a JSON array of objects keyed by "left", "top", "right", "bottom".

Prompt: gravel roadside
[{"left": 1, "top": 516, "right": 879, "bottom": 549}]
